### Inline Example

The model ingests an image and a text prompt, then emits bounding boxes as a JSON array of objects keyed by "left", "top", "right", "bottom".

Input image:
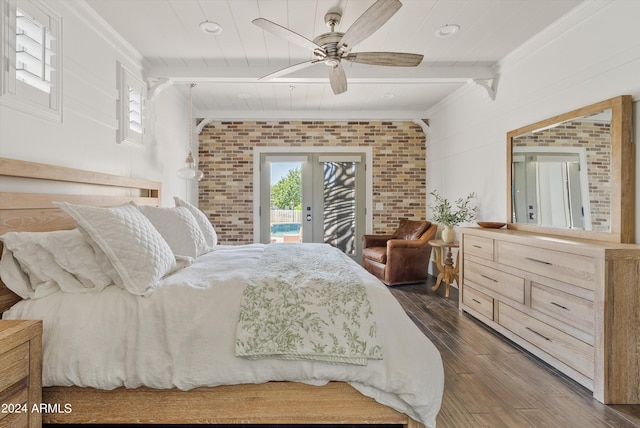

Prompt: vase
[{"left": 442, "top": 225, "right": 456, "bottom": 243}]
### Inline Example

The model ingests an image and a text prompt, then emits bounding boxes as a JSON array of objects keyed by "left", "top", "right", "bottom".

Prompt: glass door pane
[
  {"left": 268, "top": 161, "right": 303, "bottom": 243},
  {"left": 322, "top": 161, "right": 357, "bottom": 255},
  {"left": 313, "top": 154, "right": 365, "bottom": 261}
]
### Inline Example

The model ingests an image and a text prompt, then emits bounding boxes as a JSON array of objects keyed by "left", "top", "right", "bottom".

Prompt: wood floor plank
[
  {"left": 472, "top": 410, "right": 541, "bottom": 428},
  {"left": 518, "top": 408, "right": 574, "bottom": 428},
  {"left": 452, "top": 373, "right": 513, "bottom": 414},
  {"left": 435, "top": 387, "right": 480, "bottom": 428}
]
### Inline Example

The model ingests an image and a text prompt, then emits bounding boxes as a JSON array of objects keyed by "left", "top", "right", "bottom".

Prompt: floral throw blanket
[{"left": 235, "top": 243, "right": 383, "bottom": 365}]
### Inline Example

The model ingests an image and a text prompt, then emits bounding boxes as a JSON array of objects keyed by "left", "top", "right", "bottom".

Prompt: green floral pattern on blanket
[{"left": 236, "top": 243, "right": 383, "bottom": 365}]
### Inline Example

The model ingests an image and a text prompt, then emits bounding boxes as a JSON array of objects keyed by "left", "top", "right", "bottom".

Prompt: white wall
[
  {"left": 0, "top": 0, "right": 191, "bottom": 206},
  {"left": 425, "top": 0, "right": 640, "bottom": 243}
]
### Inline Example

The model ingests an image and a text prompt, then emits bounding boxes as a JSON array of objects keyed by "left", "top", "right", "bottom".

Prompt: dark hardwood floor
[{"left": 389, "top": 277, "right": 640, "bottom": 428}]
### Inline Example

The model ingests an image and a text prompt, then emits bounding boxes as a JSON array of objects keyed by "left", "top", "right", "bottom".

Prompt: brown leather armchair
[{"left": 362, "top": 219, "right": 437, "bottom": 286}]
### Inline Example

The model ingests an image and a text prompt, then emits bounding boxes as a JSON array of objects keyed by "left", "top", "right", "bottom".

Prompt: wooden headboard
[{"left": 0, "top": 157, "right": 161, "bottom": 313}]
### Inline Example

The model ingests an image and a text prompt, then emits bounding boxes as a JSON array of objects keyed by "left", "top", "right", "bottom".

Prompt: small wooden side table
[{"left": 428, "top": 239, "right": 460, "bottom": 298}]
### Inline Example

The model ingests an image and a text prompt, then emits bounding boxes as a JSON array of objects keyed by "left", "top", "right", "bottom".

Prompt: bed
[{"left": 0, "top": 157, "right": 444, "bottom": 427}]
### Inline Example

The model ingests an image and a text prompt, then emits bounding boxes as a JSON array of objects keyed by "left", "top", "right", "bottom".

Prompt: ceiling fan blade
[
  {"left": 253, "top": 18, "right": 323, "bottom": 52},
  {"left": 258, "top": 59, "right": 321, "bottom": 80},
  {"left": 329, "top": 63, "right": 347, "bottom": 95},
  {"left": 338, "top": 0, "right": 402, "bottom": 51},
  {"left": 344, "top": 51, "right": 423, "bottom": 67}
]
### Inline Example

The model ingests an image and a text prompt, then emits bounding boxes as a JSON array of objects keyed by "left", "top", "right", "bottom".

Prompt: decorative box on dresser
[
  {"left": 0, "top": 320, "right": 43, "bottom": 428},
  {"left": 459, "top": 227, "right": 640, "bottom": 404}
]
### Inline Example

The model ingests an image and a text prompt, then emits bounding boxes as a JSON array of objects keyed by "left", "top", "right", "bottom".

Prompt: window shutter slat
[{"left": 15, "top": 9, "right": 53, "bottom": 94}]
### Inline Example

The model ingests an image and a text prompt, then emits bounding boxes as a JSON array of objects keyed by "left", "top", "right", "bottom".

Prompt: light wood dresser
[
  {"left": 459, "top": 227, "right": 640, "bottom": 404},
  {"left": 0, "top": 320, "right": 43, "bottom": 428}
]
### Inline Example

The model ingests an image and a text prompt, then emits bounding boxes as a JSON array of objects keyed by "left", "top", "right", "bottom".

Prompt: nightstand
[{"left": 0, "top": 320, "right": 43, "bottom": 428}]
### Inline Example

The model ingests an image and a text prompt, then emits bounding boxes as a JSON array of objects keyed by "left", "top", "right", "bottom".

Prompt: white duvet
[{"left": 5, "top": 244, "right": 444, "bottom": 427}]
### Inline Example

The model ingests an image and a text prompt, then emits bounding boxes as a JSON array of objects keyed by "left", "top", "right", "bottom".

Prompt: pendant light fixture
[{"left": 177, "top": 83, "right": 204, "bottom": 180}]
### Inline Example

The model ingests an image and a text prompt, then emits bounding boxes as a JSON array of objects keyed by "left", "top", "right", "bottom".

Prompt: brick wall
[
  {"left": 513, "top": 118, "right": 611, "bottom": 231},
  {"left": 198, "top": 121, "right": 426, "bottom": 244}
]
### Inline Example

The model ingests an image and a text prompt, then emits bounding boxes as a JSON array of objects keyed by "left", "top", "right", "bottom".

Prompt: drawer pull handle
[
  {"left": 472, "top": 298, "right": 482, "bottom": 304},
  {"left": 525, "top": 257, "right": 552, "bottom": 266},
  {"left": 526, "top": 327, "right": 552, "bottom": 342},
  {"left": 550, "top": 301, "right": 569, "bottom": 311},
  {"left": 472, "top": 245, "right": 482, "bottom": 248},
  {"left": 480, "top": 274, "right": 498, "bottom": 283}
]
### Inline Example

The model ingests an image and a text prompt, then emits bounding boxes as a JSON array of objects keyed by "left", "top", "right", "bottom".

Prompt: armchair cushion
[
  {"left": 392, "top": 219, "right": 429, "bottom": 240},
  {"left": 362, "top": 246, "right": 387, "bottom": 264}
]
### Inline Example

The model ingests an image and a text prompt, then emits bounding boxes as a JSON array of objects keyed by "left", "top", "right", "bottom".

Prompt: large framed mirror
[{"left": 507, "top": 95, "right": 634, "bottom": 243}]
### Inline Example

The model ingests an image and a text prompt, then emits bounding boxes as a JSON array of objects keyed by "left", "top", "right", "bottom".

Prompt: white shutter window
[
  {"left": 118, "top": 62, "right": 146, "bottom": 146},
  {"left": 128, "top": 86, "right": 143, "bottom": 134},
  {"left": 15, "top": 8, "right": 54, "bottom": 94},
  {"left": 1, "top": 0, "right": 62, "bottom": 122}
]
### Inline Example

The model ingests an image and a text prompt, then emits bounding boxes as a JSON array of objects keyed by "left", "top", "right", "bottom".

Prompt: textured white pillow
[
  {"left": 174, "top": 197, "right": 217, "bottom": 248},
  {"left": 55, "top": 202, "right": 177, "bottom": 296},
  {"left": 137, "top": 205, "right": 209, "bottom": 258}
]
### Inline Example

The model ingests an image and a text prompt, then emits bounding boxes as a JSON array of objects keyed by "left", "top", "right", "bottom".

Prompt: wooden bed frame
[{"left": 0, "top": 157, "right": 424, "bottom": 427}]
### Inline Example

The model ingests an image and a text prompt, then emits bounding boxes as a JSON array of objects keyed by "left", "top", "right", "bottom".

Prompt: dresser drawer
[
  {"left": 464, "top": 260, "right": 525, "bottom": 304},
  {"left": 531, "top": 282, "right": 594, "bottom": 336},
  {"left": 463, "top": 235, "right": 494, "bottom": 261},
  {"left": 462, "top": 286, "right": 494, "bottom": 320},
  {"left": 0, "top": 342, "right": 29, "bottom": 392},
  {"left": 498, "top": 303, "right": 594, "bottom": 379},
  {"left": 497, "top": 241, "right": 596, "bottom": 290}
]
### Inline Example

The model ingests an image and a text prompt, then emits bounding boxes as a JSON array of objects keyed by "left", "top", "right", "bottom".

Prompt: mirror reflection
[{"left": 511, "top": 109, "right": 612, "bottom": 232}]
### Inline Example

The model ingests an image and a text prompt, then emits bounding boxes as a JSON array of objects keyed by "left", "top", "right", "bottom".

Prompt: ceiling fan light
[
  {"left": 435, "top": 24, "right": 460, "bottom": 38},
  {"left": 199, "top": 21, "right": 223, "bottom": 35},
  {"left": 253, "top": 1, "right": 420, "bottom": 95}
]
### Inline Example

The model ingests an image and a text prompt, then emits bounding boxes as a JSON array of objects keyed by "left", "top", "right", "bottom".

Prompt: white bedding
[{"left": 4, "top": 243, "right": 444, "bottom": 427}]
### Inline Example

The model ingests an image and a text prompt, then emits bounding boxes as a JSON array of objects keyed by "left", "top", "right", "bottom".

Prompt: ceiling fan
[{"left": 252, "top": 0, "right": 423, "bottom": 95}]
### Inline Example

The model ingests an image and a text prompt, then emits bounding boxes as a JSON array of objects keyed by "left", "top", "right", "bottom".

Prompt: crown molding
[{"left": 63, "top": 1, "right": 144, "bottom": 70}]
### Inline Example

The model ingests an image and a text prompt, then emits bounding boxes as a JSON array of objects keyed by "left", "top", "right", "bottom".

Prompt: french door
[{"left": 258, "top": 152, "right": 367, "bottom": 261}]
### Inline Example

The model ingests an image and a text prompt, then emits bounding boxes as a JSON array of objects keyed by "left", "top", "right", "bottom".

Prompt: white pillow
[
  {"left": 37, "top": 229, "right": 112, "bottom": 290},
  {"left": 174, "top": 197, "right": 218, "bottom": 248},
  {"left": 136, "top": 204, "right": 209, "bottom": 258},
  {"left": 55, "top": 202, "right": 177, "bottom": 296},
  {"left": 0, "top": 245, "right": 58, "bottom": 299},
  {"left": 0, "top": 229, "right": 112, "bottom": 297}
]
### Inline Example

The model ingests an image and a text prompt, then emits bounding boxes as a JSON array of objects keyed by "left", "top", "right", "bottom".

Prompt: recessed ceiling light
[
  {"left": 435, "top": 24, "right": 460, "bottom": 38},
  {"left": 199, "top": 21, "right": 223, "bottom": 35}
]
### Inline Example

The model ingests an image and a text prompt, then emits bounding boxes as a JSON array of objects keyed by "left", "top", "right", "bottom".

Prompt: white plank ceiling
[{"left": 84, "top": 0, "right": 584, "bottom": 119}]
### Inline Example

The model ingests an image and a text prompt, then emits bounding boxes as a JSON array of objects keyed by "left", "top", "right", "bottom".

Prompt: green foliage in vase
[{"left": 429, "top": 191, "right": 479, "bottom": 226}]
